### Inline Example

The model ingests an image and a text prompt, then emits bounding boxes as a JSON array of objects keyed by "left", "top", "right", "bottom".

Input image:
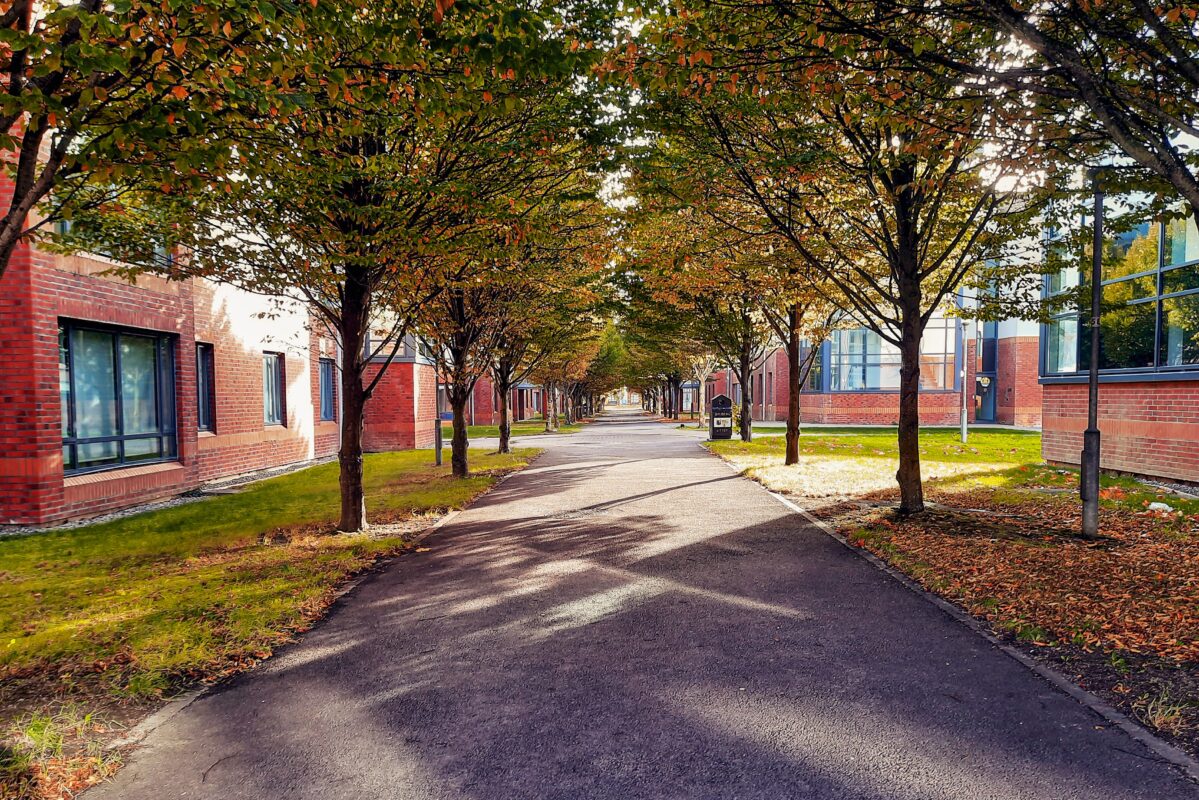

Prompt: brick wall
[
  {"left": 0, "top": 238, "right": 61, "bottom": 523},
  {"left": 1043, "top": 381, "right": 1199, "bottom": 483},
  {"left": 190, "top": 281, "right": 315, "bottom": 484},
  {"left": 471, "top": 374, "right": 498, "bottom": 425},
  {"left": 362, "top": 360, "right": 439, "bottom": 451},
  {"left": 797, "top": 390, "right": 971, "bottom": 425},
  {"left": 0, "top": 229, "right": 334, "bottom": 525},
  {"left": 996, "top": 336, "right": 1042, "bottom": 427}
]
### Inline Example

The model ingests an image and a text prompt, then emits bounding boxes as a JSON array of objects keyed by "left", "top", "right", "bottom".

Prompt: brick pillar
[{"left": 0, "top": 238, "right": 64, "bottom": 524}]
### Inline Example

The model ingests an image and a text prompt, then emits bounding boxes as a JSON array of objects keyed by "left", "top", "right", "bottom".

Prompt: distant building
[{"left": 706, "top": 311, "right": 1041, "bottom": 428}]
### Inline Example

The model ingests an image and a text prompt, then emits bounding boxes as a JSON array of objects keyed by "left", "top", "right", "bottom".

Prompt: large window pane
[
  {"left": 1104, "top": 274, "right": 1157, "bottom": 302},
  {"left": 124, "top": 437, "right": 163, "bottom": 462},
  {"left": 1161, "top": 293, "right": 1199, "bottom": 366},
  {"left": 1163, "top": 265, "right": 1199, "bottom": 296},
  {"left": 77, "top": 440, "right": 119, "bottom": 468},
  {"left": 197, "top": 343, "right": 215, "bottom": 431},
  {"left": 1046, "top": 316, "right": 1078, "bottom": 374},
  {"left": 73, "top": 329, "right": 118, "bottom": 440},
  {"left": 1166, "top": 214, "right": 1199, "bottom": 267},
  {"left": 866, "top": 361, "right": 901, "bottom": 390},
  {"left": 120, "top": 335, "right": 159, "bottom": 435},
  {"left": 1103, "top": 219, "right": 1159, "bottom": 282},
  {"left": 1098, "top": 296, "right": 1157, "bottom": 370},
  {"left": 59, "top": 322, "right": 176, "bottom": 474},
  {"left": 319, "top": 358, "right": 335, "bottom": 421},
  {"left": 920, "top": 357, "right": 951, "bottom": 390}
]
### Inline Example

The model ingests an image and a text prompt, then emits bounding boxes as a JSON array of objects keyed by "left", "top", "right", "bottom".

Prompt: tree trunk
[
  {"left": 896, "top": 309, "right": 925, "bottom": 514},
  {"left": 544, "top": 383, "right": 553, "bottom": 432},
  {"left": 338, "top": 272, "right": 370, "bottom": 533},
  {"left": 338, "top": 367, "right": 368, "bottom": 532},
  {"left": 551, "top": 384, "right": 560, "bottom": 430},
  {"left": 785, "top": 309, "right": 802, "bottom": 466},
  {"left": 450, "top": 392, "right": 469, "bottom": 479},
  {"left": 497, "top": 381, "right": 512, "bottom": 454}
]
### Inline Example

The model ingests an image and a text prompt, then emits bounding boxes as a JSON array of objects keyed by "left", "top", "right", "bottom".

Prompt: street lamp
[
  {"left": 960, "top": 317, "right": 974, "bottom": 444},
  {"left": 1080, "top": 168, "right": 1104, "bottom": 539}
]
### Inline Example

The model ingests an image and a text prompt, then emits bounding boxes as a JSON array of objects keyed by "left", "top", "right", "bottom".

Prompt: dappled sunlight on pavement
[{"left": 87, "top": 408, "right": 1199, "bottom": 800}]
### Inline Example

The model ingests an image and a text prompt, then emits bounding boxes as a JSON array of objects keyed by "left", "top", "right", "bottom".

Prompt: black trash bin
[{"left": 709, "top": 394, "right": 733, "bottom": 440}]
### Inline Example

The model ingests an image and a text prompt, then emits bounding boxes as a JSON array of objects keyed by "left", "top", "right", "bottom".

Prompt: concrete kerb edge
[
  {"left": 106, "top": 449, "right": 545, "bottom": 753},
  {"left": 698, "top": 441, "right": 1199, "bottom": 785}
]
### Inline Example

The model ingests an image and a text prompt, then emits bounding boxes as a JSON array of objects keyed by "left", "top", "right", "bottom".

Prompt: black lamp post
[{"left": 1080, "top": 168, "right": 1104, "bottom": 539}]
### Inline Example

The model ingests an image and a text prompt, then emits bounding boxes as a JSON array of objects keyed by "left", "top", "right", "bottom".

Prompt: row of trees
[
  {"left": 2, "top": 2, "right": 1195, "bottom": 522},
  {"left": 24, "top": 2, "right": 622, "bottom": 532},
  {"left": 606, "top": 0, "right": 1192, "bottom": 514}
]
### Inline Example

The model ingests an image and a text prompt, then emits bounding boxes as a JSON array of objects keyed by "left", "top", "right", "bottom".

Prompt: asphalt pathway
[{"left": 90, "top": 409, "right": 1198, "bottom": 799}]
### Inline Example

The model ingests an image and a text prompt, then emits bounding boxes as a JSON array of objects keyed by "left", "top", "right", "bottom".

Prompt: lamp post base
[{"left": 1080, "top": 427, "right": 1101, "bottom": 538}]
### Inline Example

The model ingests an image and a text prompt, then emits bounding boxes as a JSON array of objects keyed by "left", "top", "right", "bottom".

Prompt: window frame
[
  {"left": 1041, "top": 207, "right": 1199, "bottom": 379},
  {"left": 59, "top": 320, "right": 178, "bottom": 475},
  {"left": 318, "top": 357, "right": 336, "bottom": 421},
  {"left": 263, "top": 352, "right": 286, "bottom": 426},
  {"left": 196, "top": 342, "right": 216, "bottom": 432},
  {"left": 826, "top": 323, "right": 958, "bottom": 393}
]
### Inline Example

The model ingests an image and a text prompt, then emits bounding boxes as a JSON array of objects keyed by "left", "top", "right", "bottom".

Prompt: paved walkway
[{"left": 91, "top": 410, "right": 1197, "bottom": 799}]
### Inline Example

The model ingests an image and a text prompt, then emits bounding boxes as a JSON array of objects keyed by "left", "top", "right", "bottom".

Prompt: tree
[
  {"left": 67, "top": 3, "right": 605, "bottom": 531},
  {"left": 0, "top": 0, "right": 307, "bottom": 280},
  {"left": 787, "top": 0, "right": 1199, "bottom": 220},
  {"left": 625, "top": 207, "right": 776, "bottom": 442},
  {"left": 622, "top": 7, "right": 1048, "bottom": 511}
]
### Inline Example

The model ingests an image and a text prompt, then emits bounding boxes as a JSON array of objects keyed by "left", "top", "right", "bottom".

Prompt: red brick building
[
  {"left": 445, "top": 375, "right": 544, "bottom": 426},
  {"left": 1040, "top": 208, "right": 1199, "bottom": 484},
  {"left": 703, "top": 314, "right": 1041, "bottom": 428},
  {"left": 0, "top": 233, "right": 439, "bottom": 527}
]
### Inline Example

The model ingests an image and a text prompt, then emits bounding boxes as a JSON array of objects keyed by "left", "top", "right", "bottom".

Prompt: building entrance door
[{"left": 976, "top": 375, "right": 997, "bottom": 423}]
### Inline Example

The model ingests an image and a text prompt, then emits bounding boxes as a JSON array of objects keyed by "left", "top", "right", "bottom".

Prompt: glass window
[
  {"left": 1046, "top": 237, "right": 1080, "bottom": 296},
  {"left": 1103, "top": 219, "right": 1159, "bottom": 282},
  {"left": 919, "top": 318, "right": 956, "bottom": 391},
  {"left": 196, "top": 343, "right": 215, "bottom": 431},
  {"left": 978, "top": 321, "right": 998, "bottom": 374},
  {"left": 263, "top": 353, "right": 285, "bottom": 425},
  {"left": 1161, "top": 293, "right": 1199, "bottom": 366},
  {"left": 829, "top": 323, "right": 954, "bottom": 391},
  {"left": 804, "top": 344, "right": 823, "bottom": 391},
  {"left": 1163, "top": 265, "right": 1199, "bottom": 296},
  {"left": 1046, "top": 316, "right": 1079, "bottom": 374},
  {"left": 1166, "top": 214, "right": 1199, "bottom": 268},
  {"left": 59, "top": 322, "right": 176, "bottom": 474},
  {"left": 1044, "top": 198, "right": 1199, "bottom": 376},
  {"left": 319, "top": 358, "right": 336, "bottom": 421}
]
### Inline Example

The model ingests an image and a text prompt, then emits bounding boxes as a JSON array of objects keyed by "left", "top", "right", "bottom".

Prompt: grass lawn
[
  {"left": 708, "top": 428, "right": 1199, "bottom": 753},
  {"left": 750, "top": 424, "right": 917, "bottom": 435},
  {"left": 0, "top": 448, "right": 536, "bottom": 797},
  {"left": 441, "top": 420, "right": 584, "bottom": 439}
]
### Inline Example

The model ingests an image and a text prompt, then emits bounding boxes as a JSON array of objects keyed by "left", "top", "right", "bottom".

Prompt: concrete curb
[
  {"left": 106, "top": 689, "right": 206, "bottom": 751},
  {"left": 702, "top": 442, "right": 1199, "bottom": 785},
  {"left": 105, "top": 453, "right": 541, "bottom": 753}
]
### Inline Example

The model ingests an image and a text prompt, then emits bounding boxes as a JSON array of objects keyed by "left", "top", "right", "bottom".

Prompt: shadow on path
[{"left": 88, "top": 410, "right": 1199, "bottom": 800}]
